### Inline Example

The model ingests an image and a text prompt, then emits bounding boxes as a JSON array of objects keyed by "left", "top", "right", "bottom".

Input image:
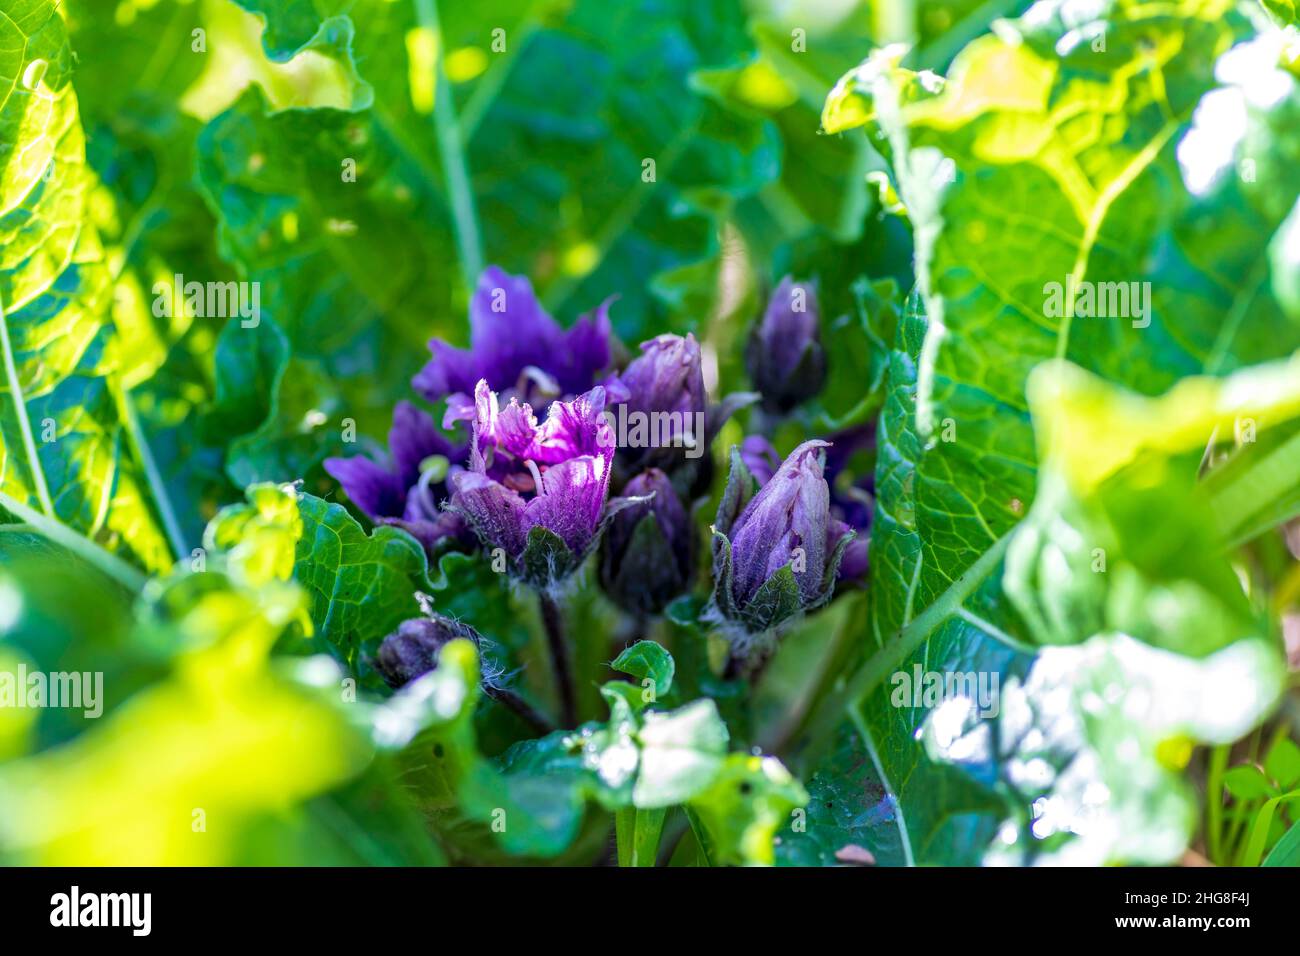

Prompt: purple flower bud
[
  {"left": 613, "top": 333, "right": 706, "bottom": 419},
  {"left": 599, "top": 468, "right": 696, "bottom": 615},
  {"left": 710, "top": 440, "right": 855, "bottom": 638},
  {"left": 746, "top": 276, "right": 827, "bottom": 415},
  {"left": 374, "top": 615, "right": 480, "bottom": 688},
  {"left": 325, "top": 401, "right": 473, "bottom": 556},
  {"left": 413, "top": 266, "right": 617, "bottom": 415},
  {"left": 606, "top": 333, "right": 755, "bottom": 496},
  {"left": 447, "top": 380, "right": 630, "bottom": 589},
  {"left": 744, "top": 427, "right": 875, "bottom": 587}
]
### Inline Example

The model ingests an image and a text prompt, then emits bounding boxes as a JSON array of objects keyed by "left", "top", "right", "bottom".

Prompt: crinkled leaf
[{"left": 293, "top": 491, "right": 432, "bottom": 672}]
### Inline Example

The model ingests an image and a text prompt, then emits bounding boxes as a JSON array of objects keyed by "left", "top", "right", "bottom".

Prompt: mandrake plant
[{"left": 0, "top": 0, "right": 1299, "bottom": 868}]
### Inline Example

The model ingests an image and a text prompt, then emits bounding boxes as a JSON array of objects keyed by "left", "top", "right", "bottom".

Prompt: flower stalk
[{"left": 539, "top": 591, "right": 576, "bottom": 727}]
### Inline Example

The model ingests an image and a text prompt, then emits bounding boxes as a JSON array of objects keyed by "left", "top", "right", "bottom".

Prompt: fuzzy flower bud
[
  {"left": 374, "top": 615, "right": 481, "bottom": 688},
  {"left": 710, "top": 440, "right": 854, "bottom": 650}
]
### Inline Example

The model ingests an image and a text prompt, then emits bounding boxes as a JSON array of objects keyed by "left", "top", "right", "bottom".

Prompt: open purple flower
[
  {"left": 710, "top": 440, "right": 855, "bottom": 649},
  {"left": 446, "top": 379, "right": 638, "bottom": 590},
  {"left": 746, "top": 276, "right": 827, "bottom": 415},
  {"left": 413, "top": 266, "right": 617, "bottom": 423},
  {"left": 324, "top": 401, "right": 473, "bottom": 556}
]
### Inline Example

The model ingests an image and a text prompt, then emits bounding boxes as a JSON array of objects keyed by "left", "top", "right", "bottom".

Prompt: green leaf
[
  {"left": 198, "top": 0, "right": 781, "bottom": 366},
  {"left": 687, "top": 753, "right": 807, "bottom": 866},
  {"left": 633, "top": 700, "right": 730, "bottom": 808},
  {"left": 615, "top": 805, "right": 667, "bottom": 867},
  {"left": 810, "top": 292, "right": 1031, "bottom": 865},
  {"left": 815, "top": 0, "right": 1300, "bottom": 868},
  {"left": 815, "top": 277, "right": 902, "bottom": 431},
  {"left": 1261, "top": 0, "right": 1299, "bottom": 27},
  {"left": 611, "top": 639, "right": 675, "bottom": 698},
  {"left": 1224, "top": 765, "right": 1275, "bottom": 801},
  {"left": 742, "top": 563, "right": 803, "bottom": 633},
  {"left": 0, "top": 480, "right": 386, "bottom": 865},
  {"left": 1266, "top": 737, "right": 1300, "bottom": 790},
  {"left": 516, "top": 524, "right": 573, "bottom": 587},
  {"left": 0, "top": 0, "right": 172, "bottom": 572},
  {"left": 776, "top": 721, "right": 907, "bottom": 867},
  {"left": 1263, "top": 818, "right": 1300, "bottom": 866},
  {"left": 1238, "top": 789, "right": 1300, "bottom": 866},
  {"left": 293, "top": 492, "right": 432, "bottom": 672},
  {"left": 830, "top": 2, "right": 1300, "bottom": 597}
]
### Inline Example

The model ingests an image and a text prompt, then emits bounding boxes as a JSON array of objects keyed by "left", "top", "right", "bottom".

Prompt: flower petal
[
  {"left": 324, "top": 455, "right": 406, "bottom": 520},
  {"left": 447, "top": 469, "right": 529, "bottom": 559}
]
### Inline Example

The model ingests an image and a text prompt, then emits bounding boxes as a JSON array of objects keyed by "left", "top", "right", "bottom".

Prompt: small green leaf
[
  {"left": 743, "top": 563, "right": 802, "bottom": 633},
  {"left": 1224, "top": 765, "right": 1275, "bottom": 801},
  {"left": 520, "top": 524, "right": 576, "bottom": 588},
  {"left": 1266, "top": 737, "right": 1300, "bottom": 790},
  {"left": 611, "top": 640, "right": 675, "bottom": 697}
]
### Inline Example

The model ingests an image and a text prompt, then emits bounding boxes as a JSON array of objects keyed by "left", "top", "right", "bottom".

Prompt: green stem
[
  {"left": 797, "top": 531, "right": 1013, "bottom": 755},
  {"left": 0, "top": 490, "right": 146, "bottom": 591},
  {"left": 416, "top": 0, "right": 484, "bottom": 290},
  {"left": 1205, "top": 744, "right": 1229, "bottom": 864},
  {"left": 616, "top": 806, "right": 667, "bottom": 867},
  {"left": 121, "top": 388, "right": 187, "bottom": 562},
  {"left": 0, "top": 294, "right": 55, "bottom": 516}
]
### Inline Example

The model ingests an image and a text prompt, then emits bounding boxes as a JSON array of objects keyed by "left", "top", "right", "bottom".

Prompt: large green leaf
[
  {"left": 62, "top": 0, "right": 250, "bottom": 549},
  {"left": 829, "top": 1, "right": 1300, "bottom": 578},
  {"left": 197, "top": 0, "right": 780, "bottom": 361},
  {"left": 810, "top": 0, "right": 1300, "bottom": 865},
  {"left": 0, "top": 0, "right": 172, "bottom": 571},
  {"left": 0, "top": 471, "right": 397, "bottom": 866}
]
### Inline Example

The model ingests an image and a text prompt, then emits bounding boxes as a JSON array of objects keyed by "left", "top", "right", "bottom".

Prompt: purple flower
[
  {"left": 324, "top": 401, "right": 473, "bottom": 555},
  {"left": 606, "top": 332, "right": 754, "bottom": 495},
  {"left": 746, "top": 276, "right": 827, "bottom": 415},
  {"left": 446, "top": 379, "right": 634, "bottom": 589},
  {"left": 413, "top": 266, "right": 617, "bottom": 420},
  {"left": 599, "top": 468, "right": 696, "bottom": 615},
  {"left": 710, "top": 440, "right": 855, "bottom": 639}
]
